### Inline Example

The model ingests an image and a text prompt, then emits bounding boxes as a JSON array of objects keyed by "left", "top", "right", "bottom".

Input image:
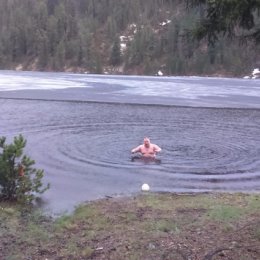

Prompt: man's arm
[
  {"left": 153, "top": 144, "right": 162, "bottom": 153},
  {"left": 131, "top": 145, "right": 141, "bottom": 153}
]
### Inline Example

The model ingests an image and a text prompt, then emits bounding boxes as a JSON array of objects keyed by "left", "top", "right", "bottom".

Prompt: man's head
[{"left": 143, "top": 137, "right": 151, "bottom": 147}]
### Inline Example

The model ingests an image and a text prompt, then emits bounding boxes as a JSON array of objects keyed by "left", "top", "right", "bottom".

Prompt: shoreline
[
  {"left": 1, "top": 192, "right": 259, "bottom": 259},
  {"left": 0, "top": 67, "right": 252, "bottom": 79}
]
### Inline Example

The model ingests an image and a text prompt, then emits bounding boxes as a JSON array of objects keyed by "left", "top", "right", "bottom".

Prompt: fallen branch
[{"left": 203, "top": 248, "right": 230, "bottom": 260}]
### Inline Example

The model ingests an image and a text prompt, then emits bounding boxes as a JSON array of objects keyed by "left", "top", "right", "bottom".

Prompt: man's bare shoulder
[{"left": 152, "top": 143, "right": 162, "bottom": 150}]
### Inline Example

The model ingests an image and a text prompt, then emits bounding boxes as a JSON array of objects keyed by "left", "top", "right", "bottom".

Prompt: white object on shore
[
  {"left": 252, "top": 68, "right": 260, "bottom": 75},
  {"left": 141, "top": 183, "right": 150, "bottom": 191},
  {"left": 157, "top": 70, "right": 163, "bottom": 76}
]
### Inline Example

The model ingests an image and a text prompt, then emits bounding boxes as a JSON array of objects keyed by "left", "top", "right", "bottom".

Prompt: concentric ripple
[{"left": 0, "top": 99, "right": 260, "bottom": 213}]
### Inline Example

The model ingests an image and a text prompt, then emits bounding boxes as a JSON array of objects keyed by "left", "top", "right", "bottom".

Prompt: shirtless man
[{"left": 131, "top": 137, "right": 162, "bottom": 159}]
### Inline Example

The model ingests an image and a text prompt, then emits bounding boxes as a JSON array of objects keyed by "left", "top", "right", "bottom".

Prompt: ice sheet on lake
[
  {"left": 0, "top": 72, "right": 88, "bottom": 91},
  {"left": 0, "top": 70, "right": 260, "bottom": 108}
]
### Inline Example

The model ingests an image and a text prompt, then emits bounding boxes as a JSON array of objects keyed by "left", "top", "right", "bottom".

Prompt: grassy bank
[{"left": 1, "top": 192, "right": 259, "bottom": 260}]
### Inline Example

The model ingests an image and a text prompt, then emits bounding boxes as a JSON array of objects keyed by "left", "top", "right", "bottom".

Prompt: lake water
[{"left": 0, "top": 70, "right": 259, "bottom": 215}]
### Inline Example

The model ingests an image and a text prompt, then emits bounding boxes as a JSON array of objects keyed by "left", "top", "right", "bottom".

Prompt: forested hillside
[{"left": 0, "top": 0, "right": 259, "bottom": 76}]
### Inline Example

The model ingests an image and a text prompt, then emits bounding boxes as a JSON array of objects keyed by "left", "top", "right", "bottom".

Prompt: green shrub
[{"left": 0, "top": 134, "right": 49, "bottom": 203}]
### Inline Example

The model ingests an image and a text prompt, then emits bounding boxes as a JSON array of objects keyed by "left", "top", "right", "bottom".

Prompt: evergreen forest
[{"left": 0, "top": 0, "right": 259, "bottom": 76}]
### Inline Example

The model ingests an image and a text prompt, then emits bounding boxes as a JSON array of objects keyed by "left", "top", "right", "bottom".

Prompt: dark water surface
[{"left": 0, "top": 71, "right": 260, "bottom": 214}]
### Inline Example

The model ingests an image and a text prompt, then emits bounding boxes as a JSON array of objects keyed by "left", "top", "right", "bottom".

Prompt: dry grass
[{"left": 0, "top": 192, "right": 259, "bottom": 260}]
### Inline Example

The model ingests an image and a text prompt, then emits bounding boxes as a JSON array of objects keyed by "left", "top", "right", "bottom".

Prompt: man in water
[{"left": 131, "top": 137, "right": 162, "bottom": 161}]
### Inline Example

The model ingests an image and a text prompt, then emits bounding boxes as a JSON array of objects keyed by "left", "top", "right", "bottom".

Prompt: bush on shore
[{"left": 0, "top": 134, "right": 49, "bottom": 203}]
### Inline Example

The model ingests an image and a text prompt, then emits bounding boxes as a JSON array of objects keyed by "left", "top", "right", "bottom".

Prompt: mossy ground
[{"left": 0, "top": 192, "right": 259, "bottom": 260}]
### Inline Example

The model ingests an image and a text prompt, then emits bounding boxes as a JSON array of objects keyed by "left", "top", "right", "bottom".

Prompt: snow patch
[
  {"left": 157, "top": 70, "right": 163, "bottom": 76},
  {"left": 120, "top": 43, "right": 127, "bottom": 52},
  {"left": 243, "top": 68, "right": 260, "bottom": 79},
  {"left": 159, "top": 19, "right": 171, "bottom": 26},
  {"left": 252, "top": 68, "right": 260, "bottom": 75}
]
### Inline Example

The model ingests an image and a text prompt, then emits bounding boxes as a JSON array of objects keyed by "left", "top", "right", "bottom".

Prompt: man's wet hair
[{"left": 144, "top": 137, "right": 150, "bottom": 142}]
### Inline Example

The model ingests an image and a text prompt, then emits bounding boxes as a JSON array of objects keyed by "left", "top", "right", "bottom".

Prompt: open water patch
[
  {"left": 0, "top": 98, "right": 259, "bottom": 213},
  {"left": 0, "top": 71, "right": 260, "bottom": 213}
]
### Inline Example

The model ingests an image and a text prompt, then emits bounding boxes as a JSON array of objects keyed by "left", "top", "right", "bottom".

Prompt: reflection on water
[{"left": 0, "top": 98, "right": 259, "bottom": 214}]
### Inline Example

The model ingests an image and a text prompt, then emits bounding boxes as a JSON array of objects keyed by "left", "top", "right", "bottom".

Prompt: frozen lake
[{"left": 0, "top": 70, "right": 259, "bottom": 214}]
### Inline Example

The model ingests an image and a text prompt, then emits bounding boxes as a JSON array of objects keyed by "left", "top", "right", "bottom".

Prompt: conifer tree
[
  {"left": 110, "top": 35, "right": 121, "bottom": 66},
  {"left": 0, "top": 135, "right": 49, "bottom": 203},
  {"left": 188, "top": 0, "right": 260, "bottom": 43}
]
